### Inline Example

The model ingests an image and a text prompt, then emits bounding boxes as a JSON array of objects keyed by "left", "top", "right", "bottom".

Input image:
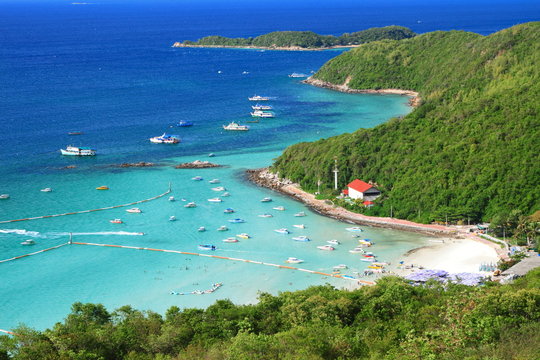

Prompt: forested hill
[
  {"left": 272, "top": 22, "right": 540, "bottom": 223},
  {"left": 173, "top": 26, "right": 416, "bottom": 49}
]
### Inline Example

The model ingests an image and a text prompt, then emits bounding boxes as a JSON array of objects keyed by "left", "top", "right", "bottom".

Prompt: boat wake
[
  {"left": 0, "top": 229, "right": 43, "bottom": 238},
  {"left": 51, "top": 231, "right": 145, "bottom": 236}
]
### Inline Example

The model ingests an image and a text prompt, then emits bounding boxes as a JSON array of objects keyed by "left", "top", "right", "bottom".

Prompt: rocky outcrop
[{"left": 174, "top": 160, "right": 223, "bottom": 169}]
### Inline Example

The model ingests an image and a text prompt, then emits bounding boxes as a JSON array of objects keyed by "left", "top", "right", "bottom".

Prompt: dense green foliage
[
  {"left": 272, "top": 22, "right": 540, "bottom": 226},
  {"left": 2, "top": 270, "right": 539, "bottom": 359},
  {"left": 182, "top": 26, "right": 416, "bottom": 48}
]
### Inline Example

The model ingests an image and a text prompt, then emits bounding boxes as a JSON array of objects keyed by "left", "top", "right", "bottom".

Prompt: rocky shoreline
[
  {"left": 114, "top": 162, "right": 156, "bottom": 168},
  {"left": 171, "top": 42, "right": 361, "bottom": 52},
  {"left": 174, "top": 160, "right": 223, "bottom": 169}
]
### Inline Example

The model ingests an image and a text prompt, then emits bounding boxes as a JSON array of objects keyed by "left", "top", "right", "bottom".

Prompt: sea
[{"left": 1, "top": 0, "right": 538, "bottom": 331}]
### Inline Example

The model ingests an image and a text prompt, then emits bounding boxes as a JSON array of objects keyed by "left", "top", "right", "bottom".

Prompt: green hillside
[
  {"left": 180, "top": 26, "right": 416, "bottom": 48},
  {"left": 272, "top": 22, "right": 540, "bottom": 224}
]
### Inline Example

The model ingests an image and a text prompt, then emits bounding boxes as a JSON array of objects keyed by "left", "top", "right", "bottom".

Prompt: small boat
[
  {"left": 68, "top": 131, "right": 84, "bottom": 135},
  {"left": 223, "top": 237, "right": 239, "bottom": 243},
  {"left": 293, "top": 224, "right": 305, "bottom": 229},
  {"left": 288, "top": 72, "right": 308, "bottom": 78},
  {"left": 248, "top": 95, "right": 270, "bottom": 101},
  {"left": 346, "top": 227, "right": 363, "bottom": 232},
  {"left": 126, "top": 208, "right": 142, "bottom": 213},
  {"left": 110, "top": 219, "right": 123, "bottom": 224},
  {"left": 207, "top": 198, "right": 222, "bottom": 203},
  {"left": 274, "top": 228, "right": 289, "bottom": 234},
  {"left": 333, "top": 264, "right": 348, "bottom": 270},
  {"left": 60, "top": 145, "right": 96, "bottom": 156},
  {"left": 294, "top": 212, "right": 306, "bottom": 217},
  {"left": 176, "top": 120, "right": 194, "bottom": 127},
  {"left": 258, "top": 213, "right": 273, "bottom": 218},
  {"left": 273, "top": 206, "right": 285, "bottom": 211},
  {"left": 212, "top": 186, "right": 226, "bottom": 191},
  {"left": 40, "top": 188, "right": 52, "bottom": 192},
  {"left": 168, "top": 196, "right": 175, "bottom": 202},
  {"left": 292, "top": 236, "right": 310, "bottom": 242},
  {"left": 192, "top": 176, "right": 203, "bottom": 181},
  {"left": 236, "top": 233, "right": 250, "bottom": 239},
  {"left": 149, "top": 133, "right": 181, "bottom": 144},
  {"left": 223, "top": 208, "right": 235, "bottom": 214},
  {"left": 223, "top": 122, "right": 249, "bottom": 131},
  {"left": 217, "top": 225, "right": 228, "bottom": 231},
  {"left": 184, "top": 202, "right": 197, "bottom": 208},
  {"left": 260, "top": 197, "right": 272, "bottom": 202},
  {"left": 228, "top": 218, "right": 245, "bottom": 223},
  {"left": 317, "top": 245, "right": 335, "bottom": 251},
  {"left": 209, "top": 179, "right": 220, "bottom": 184},
  {"left": 349, "top": 248, "right": 365, "bottom": 254},
  {"left": 252, "top": 104, "right": 273, "bottom": 111},
  {"left": 285, "top": 257, "right": 304, "bottom": 264},
  {"left": 221, "top": 192, "right": 230, "bottom": 197},
  {"left": 0, "top": 194, "right": 9, "bottom": 199},
  {"left": 327, "top": 239, "right": 340, "bottom": 245},
  {"left": 358, "top": 239, "right": 373, "bottom": 246},
  {"left": 21, "top": 239, "right": 35, "bottom": 246},
  {"left": 242, "top": 71, "right": 249, "bottom": 74},
  {"left": 208, "top": 153, "right": 215, "bottom": 157},
  {"left": 96, "top": 186, "right": 109, "bottom": 190},
  {"left": 169, "top": 216, "right": 176, "bottom": 221},
  {"left": 198, "top": 226, "right": 206, "bottom": 232},
  {"left": 198, "top": 244, "right": 216, "bottom": 251},
  {"left": 371, "top": 262, "right": 389, "bottom": 267},
  {"left": 368, "top": 265, "right": 383, "bottom": 269},
  {"left": 250, "top": 110, "right": 275, "bottom": 118},
  {"left": 361, "top": 258, "right": 376, "bottom": 262}
]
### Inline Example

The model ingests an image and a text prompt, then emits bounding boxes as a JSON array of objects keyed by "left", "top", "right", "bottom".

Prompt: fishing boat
[
  {"left": 250, "top": 110, "right": 275, "bottom": 118},
  {"left": 198, "top": 226, "right": 206, "bottom": 232},
  {"left": 223, "top": 208, "right": 235, "bottom": 214},
  {"left": 192, "top": 176, "right": 203, "bottom": 181},
  {"left": 293, "top": 224, "right": 305, "bottom": 229},
  {"left": 258, "top": 213, "right": 273, "bottom": 218},
  {"left": 176, "top": 120, "right": 193, "bottom": 127},
  {"left": 274, "top": 228, "right": 289, "bottom": 234},
  {"left": 248, "top": 95, "right": 270, "bottom": 101},
  {"left": 273, "top": 206, "right": 285, "bottom": 211},
  {"left": 223, "top": 122, "right": 249, "bottom": 131},
  {"left": 110, "top": 219, "right": 123, "bottom": 224},
  {"left": 21, "top": 239, "right": 35, "bottom": 246},
  {"left": 96, "top": 186, "right": 109, "bottom": 190},
  {"left": 126, "top": 208, "right": 142, "bottom": 213},
  {"left": 327, "top": 239, "right": 340, "bottom": 245},
  {"left": 317, "top": 245, "right": 335, "bottom": 251},
  {"left": 294, "top": 211, "right": 306, "bottom": 217},
  {"left": 236, "top": 233, "right": 250, "bottom": 239},
  {"left": 251, "top": 104, "right": 273, "bottom": 111},
  {"left": 222, "top": 192, "right": 230, "bottom": 197},
  {"left": 292, "top": 236, "right": 310, "bottom": 242},
  {"left": 40, "top": 188, "right": 52, "bottom": 192},
  {"left": 184, "top": 202, "right": 196, "bottom": 208},
  {"left": 149, "top": 133, "right": 181, "bottom": 144},
  {"left": 228, "top": 218, "right": 245, "bottom": 223},
  {"left": 169, "top": 216, "right": 176, "bottom": 221},
  {"left": 346, "top": 227, "right": 363, "bottom": 232},
  {"left": 207, "top": 198, "right": 222, "bottom": 202},
  {"left": 222, "top": 237, "right": 239, "bottom": 243},
  {"left": 285, "top": 257, "right": 304, "bottom": 264},
  {"left": 198, "top": 244, "right": 216, "bottom": 251},
  {"left": 168, "top": 196, "right": 175, "bottom": 202},
  {"left": 0, "top": 194, "right": 9, "bottom": 199},
  {"left": 333, "top": 264, "right": 348, "bottom": 270},
  {"left": 212, "top": 186, "right": 226, "bottom": 191},
  {"left": 209, "top": 179, "right": 220, "bottom": 184},
  {"left": 217, "top": 225, "right": 228, "bottom": 231},
  {"left": 260, "top": 197, "right": 272, "bottom": 202},
  {"left": 60, "top": 145, "right": 96, "bottom": 156}
]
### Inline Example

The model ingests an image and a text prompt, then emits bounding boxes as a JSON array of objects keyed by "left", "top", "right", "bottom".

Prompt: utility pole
[
  {"left": 390, "top": 205, "right": 393, "bottom": 218},
  {"left": 317, "top": 179, "right": 321, "bottom": 195},
  {"left": 332, "top": 157, "right": 338, "bottom": 191}
]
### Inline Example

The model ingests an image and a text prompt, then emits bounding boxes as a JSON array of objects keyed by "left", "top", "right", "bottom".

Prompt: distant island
[{"left": 172, "top": 26, "right": 416, "bottom": 50}]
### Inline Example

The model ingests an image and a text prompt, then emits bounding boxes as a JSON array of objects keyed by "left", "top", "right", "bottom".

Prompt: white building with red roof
[{"left": 346, "top": 179, "right": 381, "bottom": 201}]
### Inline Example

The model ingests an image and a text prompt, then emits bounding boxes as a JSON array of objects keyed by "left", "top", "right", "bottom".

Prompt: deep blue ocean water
[{"left": 0, "top": 0, "right": 538, "bottom": 331}]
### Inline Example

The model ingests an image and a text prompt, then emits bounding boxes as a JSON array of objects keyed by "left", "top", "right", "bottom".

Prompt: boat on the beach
[
  {"left": 293, "top": 224, "right": 305, "bottom": 229},
  {"left": 149, "top": 133, "right": 181, "bottom": 144},
  {"left": 96, "top": 186, "right": 109, "bottom": 190},
  {"left": 261, "top": 197, "right": 272, "bottom": 202},
  {"left": 285, "top": 257, "right": 304, "bottom": 264},
  {"left": 0, "top": 194, "right": 9, "bottom": 199},
  {"left": 184, "top": 202, "right": 196, "bottom": 208},
  {"left": 168, "top": 196, "right": 175, "bottom": 202},
  {"left": 317, "top": 245, "right": 335, "bottom": 251},
  {"left": 346, "top": 227, "right": 363, "bottom": 232},
  {"left": 228, "top": 218, "right": 245, "bottom": 223},
  {"left": 258, "top": 213, "right": 273, "bottom": 218},
  {"left": 21, "top": 239, "right": 35, "bottom": 246},
  {"left": 217, "top": 225, "right": 228, "bottom": 231},
  {"left": 208, "top": 198, "right": 222, "bottom": 202},
  {"left": 273, "top": 206, "right": 285, "bottom": 211},
  {"left": 209, "top": 179, "right": 220, "bottom": 184},
  {"left": 192, "top": 176, "right": 203, "bottom": 181},
  {"left": 288, "top": 72, "right": 307, "bottom": 78},
  {"left": 222, "top": 237, "right": 239, "bottom": 243},
  {"left": 176, "top": 120, "right": 193, "bottom": 127},
  {"left": 198, "top": 244, "right": 216, "bottom": 251},
  {"left": 250, "top": 110, "right": 275, "bottom": 118},
  {"left": 236, "top": 233, "right": 250, "bottom": 239},
  {"left": 198, "top": 226, "right": 206, "bottom": 232},
  {"left": 292, "top": 236, "right": 310, "bottom": 242},
  {"left": 252, "top": 104, "right": 273, "bottom": 111},
  {"left": 60, "top": 145, "right": 96, "bottom": 156},
  {"left": 248, "top": 95, "right": 270, "bottom": 101},
  {"left": 223, "top": 208, "right": 235, "bottom": 213},
  {"left": 223, "top": 122, "right": 249, "bottom": 131},
  {"left": 294, "top": 211, "right": 306, "bottom": 217},
  {"left": 126, "top": 208, "right": 142, "bottom": 213},
  {"left": 212, "top": 186, "right": 226, "bottom": 191},
  {"left": 327, "top": 239, "right": 340, "bottom": 245},
  {"left": 274, "top": 228, "right": 289, "bottom": 234}
]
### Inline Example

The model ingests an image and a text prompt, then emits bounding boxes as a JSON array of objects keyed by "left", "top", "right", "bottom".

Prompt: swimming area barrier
[
  {"left": 0, "top": 242, "right": 69, "bottom": 264},
  {"left": 0, "top": 186, "right": 171, "bottom": 224}
]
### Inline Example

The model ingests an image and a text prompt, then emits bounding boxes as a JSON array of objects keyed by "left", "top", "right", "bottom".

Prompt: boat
[
  {"left": 221, "top": 192, "right": 230, "bottom": 197},
  {"left": 285, "top": 257, "right": 304, "bottom": 264},
  {"left": 260, "top": 197, "right": 272, "bottom": 202},
  {"left": 198, "top": 226, "right": 206, "bottom": 232},
  {"left": 273, "top": 206, "right": 285, "bottom": 211},
  {"left": 252, "top": 104, "right": 273, "bottom": 111},
  {"left": 223, "top": 122, "right": 249, "bottom": 131},
  {"left": 169, "top": 216, "right": 176, "bottom": 221},
  {"left": 21, "top": 239, "right": 35, "bottom": 246},
  {"left": 333, "top": 264, "right": 348, "bottom": 270},
  {"left": 250, "top": 110, "right": 275, "bottom": 118},
  {"left": 248, "top": 95, "right": 270, "bottom": 101},
  {"left": 371, "top": 262, "right": 389, "bottom": 267},
  {"left": 126, "top": 208, "right": 142, "bottom": 213},
  {"left": 368, "top": 265, "right": 383, "bottom": 269},
  {"left": 168, "top": 196, "right": 175, "bottom": 202},
  {"left": 288, "top": 72, "right": 308, "bottom": 78},
  {"left": 223, "top": 208, "right": 235, "bottom": 213},
  {"left": 358, "top": 239, "right": 373, "bottom": 246},
  {"left": 349, "top": 248, "right": 365, "bottom": 254},
  {"left": 222, "top": 237, "right": 239, "bottom": 243},
  {"left": 327, "top": 239, "right": 340, "bottom": 245},
  {"left": 208, "top": 153, "right": 215, "bottom": 157},
  {"left": 228, "top": 218, "right": 245, "bottom": 223},
  {"left": 293, "top": 224, "right": 305, "bottom": 229},
  {"left": 192, "top": 176, "right": 203, "bottom": 181},
  {"left": 236, "top": 233, "right": 250, "bottom": 239},
  {"left": 207, "top": 198, "right": 222, "bottom": 202},
  {"left": 274, "top": 228, "right": 289, "bottom": 234},
  {"left": 184, "top": 202, "right": 197, "bottom": 208},
  {"left": 346, "top": 227, "right": 363, "bottom": 232},
  {"left": 60, "top": 145, "right": 96, "bottom": 156},
  {"left": 361, "top": 258, "right": 376, "bottom": 262},
  {"left": 40, "top": 188, "right": 52, "bottom": 192},
  {"left": 317, "top": 245, "right": 335, "bottom": 251},
  {"left": 258, "top": 213, "right": 272, "bottom": 218},
  {"left": 212, "top": 186, "right": 226, "bottom": 191},
  {"left": 294, "top": 212, "right": 306, "bottom": 217},
  {"left": 198, "top": 244, "right": 216, "bottom": 251},
  {"left": 209, "top": 179, "right": 220, "bottom": 184},
  {"left": 96, "top": 186, "right": 109, "bottom": 190},
  {"left": 110, "top": 219, "right": 123, "bottom": 224},
  {"left": 176, "top": 120, "right": 193, "bottom": 127},
  {"left": 292, "top": 236, "right": 310, "bottom": 242},
  {"left": 0, "top": 194, "right": 9, "bottom": 199},
  {"left": 68, "top": 131, "right": 83, "bottom": 135},
  {"left": 149, "top": 133, "right": 181, "bottom": 144},
  {"left": 217, "top": 225, "right": 228, "bottom": 231}
]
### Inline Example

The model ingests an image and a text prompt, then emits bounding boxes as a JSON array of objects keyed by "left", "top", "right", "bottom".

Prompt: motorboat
[
  {"left": 250, "top": 110, "right": 275, "bottom": 118},
  {"left": 169, "top": 216, "right": 176, "bottom": 221},
  {"left": 236, "top": 233, "right": 250, "bottom": 239},
  {"left": 198, "top": 244, "right": 216, "bottom": 251},
  {"left": 327, "top": 239, "right": 340, "bottom": 245},
  {"left": 217, "top": 225, "right": 228, "bottom": 231},
  {"left": 222, "top": 237, "right": 239, "bottom": 243},
  {"left": 126, "top": 208, "right": 142, "bottom": 213},
  {"left": 358, "top": 239, "right": 373, "bottom": 246},
  {"left": 168, "top": 196, "right": 175, "bottom": 202},
  {"left": 110, "top": 219, "right": 123, "bottom": 224},
  {"left": 274, "top": 228, "right": 289, "bottom": 234},
  {"left": 258, "top": 213, "right": 273, "bottom": 218},
  {"left": 222, "top": 192, "right": 230, "bottom": 197},
  {"left": 209, "top": 179, "right": 220, "bottom": 184},
  {"left": 288, "top": 72, "right": 308, "bottom": 78},
  {"left": 346, "top": 227, "right": 363, "bottom": 232},
  {"left": 198, "top": 226, "right": 206, "bottom": 232},
  {"left": 317, "top": 245, "right": 335, "bottom": 251},
  {"left": 294, "top": 212, "right": 306, "bottom": 217},
  {"left": 208, "top": 153, "right": 215, "bottom": 157},
  {"left": 96, "top": 186, "right": 109, "bottom": 190},
  {"left": 248, "top": 95, "right": 270, "bottom": 101},
  {"left": 223, "top": 122, "right": 249, "bottom": 131},
  {"left": 0, "top": 194, "right": 9, "bottom": 199},
  {"left": 176, "top": 120, "right": 193, "bottom": 127},
  {"left": 285, "top": 257, "right": 304, "bottom": 264},
  {"left": 184, "top": 202, "right": 196, "bottom": 208},
  {"left": 361, "top": 258, "right": 376, "bottom": 262},
  {"left": 21, "top": 239, "right": 35, "bottom": 246},
  {"left": 273, "top": 206, "right": 285, "bottom": 211},
  {"left": 192, "top": 176, "right": 203, "bottom": 181},
  {"left": 349, "top": 247, "right": 365, "bottom": 254},
  {"left": 292, "top": 236, "right": 310, "bottom": 242},
  {"left": 68, "top": 131, "right": 83, "bottom": 135},
  {"left": 333, "top": 264, "right": 348, "bottom": 270},
  {"left": 260, "top": 197, "right": 272, "bottom": 202},
  {"left": 223, "top": 208, "right": 235, "bottom": 213},
  {"left": 228, "top": 218, "right": 245, "bottom": 223},
  {"left": 149, "top": 133, "right": 181, "bottom": 144},
  {"left": 40, "top": 188, "right": 52, "bottom": 192},
  {"left": 207, "top": 198, "right": 222, "bottom": 202},
  {"left": 293, "top": 224, "right": 305, "bottom": 229},
  {"left": 212, "top": 186, "right": 226, "bottom": 191},
  {"left": 252, "top": 104, "right": 273, "bottom": 111},
  {"left": 60, "top": 145, "right": 96, "bottom": 156}
]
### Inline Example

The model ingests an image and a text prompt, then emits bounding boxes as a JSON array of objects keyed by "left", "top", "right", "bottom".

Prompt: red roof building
[{"left": 346, "top": 179, "right": 381, "bottom": 200}]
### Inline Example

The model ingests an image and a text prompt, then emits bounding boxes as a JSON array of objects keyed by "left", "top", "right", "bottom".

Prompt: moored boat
[
  {"left": 258, "top": 213, "right": 273, "bottom": 218},
  {"left": 209, "top": 179, "right": 220, "bottom": 184},
  {"left": 250, "top": 110, "right": 275, "bottom": 118},
  {"left": 176, "top": 120, "right": 193, "bottom": 127},
  {"left": 251, "top": 104, "right": 273, "bottom": 110},
  {"left": 60, "top": 145, "right": 96, "bottom": 156},
  {"left": 126, "top": 207, "right": 142, "bottom": 213},
  {"left": 236, "top": 233, "right": 250, "bottom": 239},
  {"left": 212, "top": 186, "right": 226, "bottom": 191},
  {"left": 198, "top": 244, "right": 216, "bottom": 251},
  {"left": 149, "top": 133, "right": 181, "bottom": 144},
  {"left": 317, "top": 245, "right": 335, "bottom": 251},
  {"left": 169, "top": 216, "right": 176, "bottom": 221},
  {"left": 292, "top": 236, "right": 310, "bottom": 242},
  {"left": 223, "top": 122, "right": 249, "bottom": 131},
  {"left": 260, "top": 197, "right": 272, "bottom": 202},
  {"left": 327, "top": 239, "right": 340, "bottom": 245},
  {"left": 96, "top": 186, "right": 109, "bottom": 190},
  {"left": 222, "top": 192, "right": 230, "bottom": 197},
  {"left": 273, "top": 206, "right": 285, "bottom": 211},
  {"left": 110, "top": 219, "right": 123, "bottom": 224},
  {"left": 168, "top": 196, "right": 175, "bottom": 202},
  {"left": 198, "top": 226, "right": 206, "bottom": 232},
  {"left": 285, "top": 257, "right": 304, "bottom": 264},
  {"left": 184, "top": 202, "right": 197, "bottom": 208},
  {"left": 333, "top": 264, "right": 348, "bottom": 270},
  {"left": 222, "top": 237, "right": 239, "bottom": 243},
  {"left": 223, "top": 208, "right": 235, "bottom": 214},
  {"left": 217, "top": 225, "right": 228, "bottom": 231},
  {"left": 346, "top": 227, "right": 363, "bottom": 232},
  {"left": 293, "top": 224, "right": 305, "bottom": 229},
  {"left": 207, "top": 198, "right": 222, "bottom": 202},
  {"left": 192, "top": 176, "right": 203, "bottom": 181},
  {"left": 248, "top": 95, "right": 270, "bottom": 101},
  {"left": 228, "top": 218, "right": 245, "bottom": 223},
  {"left": 274, "top": 228, "right": 289, "bottom": 234},
  {"left": 21, "top": 239, "right": 35, "bottom": 246},
  {"left": 40, "top": 188, "right": 52, "bottom": 192},
  {"left": 294, "top": 211, "right": 306, "bottom": 217},
  {"left": 0, "top": 194, "right": 9, "bottom": 199}
]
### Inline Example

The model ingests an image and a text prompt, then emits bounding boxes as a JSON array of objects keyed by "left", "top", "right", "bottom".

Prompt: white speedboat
[
  {"left": 258, "top": 213, "right": 273, "bottom": 218},
  {"left": 21, "top": 239, "right": 35, "bottom": 246},
  {"left": 327, "top": 239, "right": 340, "bottom": 245},
  {"left": 222, "top": 237, "right": 239, "bottom": 243},
  {"left": 209, "top": 179, "right": 220, "bottom": 184},
  {"left": 207, "top": 198, "right": 222, "bottom": 202},
  {"left": 333, "top": 264, "right": 348, "bottom": 270},
  {"left": 126, "top": 208, "right": 142, "bottom": 213},
  {"left": 361, "top": 258, "right": 376, "bottom": 262},
  {"left": 60, "top": 145, "right": 96, "bottom": 156},
  {"left": 168, "top": 196, "right": 175, "bottom": 202},
  {"left": 40, "top": 188, "right": 52, "bottom": 192},
  {"left": 252, "top": 104, "right": 273, "bottom": 111},
  {"left": 192, "top": 176, "right": 203, "bottom": 181},
  {"left": 346, "top": 227, "right": 363, "bottom": 232},
  {"left": 184, "top": 202, "right": 196, "bottom": 208},
  {"left": 198, "top": 226, "right": 206, "bottom": 232},
  {"left": 317, "top": 245, "right": 335, "bottom": 251},
  {"left": 273, "top": 206, "right": 285, "bottom": 211},
  {"left": 250, "top": 110, "right": 275, "bottom": 118},
  {"left": 228, "top": 218, "right": 245, "bottom": 223},
  {"left": 110, "top": 219, "right": 123, "bottom": 224},
  {"left": 248, "top": 95, "right": 270, "bottom": 101},
  {"left": 198, "top": 244, "right": 216, "bottom": 251},
  {"left": 260, "top": 197, "right": 272, "bottom": 202},
  {"left": 292, "top": 236, "right": 310, "bottom": 242},
  {"left": 222, "top": 192, "right": 230, "bottom": 197},
  {"left": 169, "top": 216, "right": 176, "bottom": 221},
  {"left": 293, "top": 224, "right": 305, "bottom": 229},
  {"left": 274, "top": 228, "right": 289, "bottom": 234},
  {"left": 224, "top": 208, "right": 235, "bottom": 213},
  {"left": 217, "top": 225, "right": 228, "bottom": 231},
  {"left": 349, "top": 248, "right": 365, "bottom": 254},
  {"left": 223, "top": 122, "right": 249, "bottom": 131},
  {"left": 212, "top": 186, "right": 226, "bottom": 191},
  {"left": 294, "top": 212, "right": 306, "bottom": 217},
  {"left": 0, "top": 194, "right": 9, "bottom": 199},
  {"left": 149, "top": 133, "right": 181, "bottom": 144},
  {"left": 285, "top": 257, "right": 304, "bottom": 264}
]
